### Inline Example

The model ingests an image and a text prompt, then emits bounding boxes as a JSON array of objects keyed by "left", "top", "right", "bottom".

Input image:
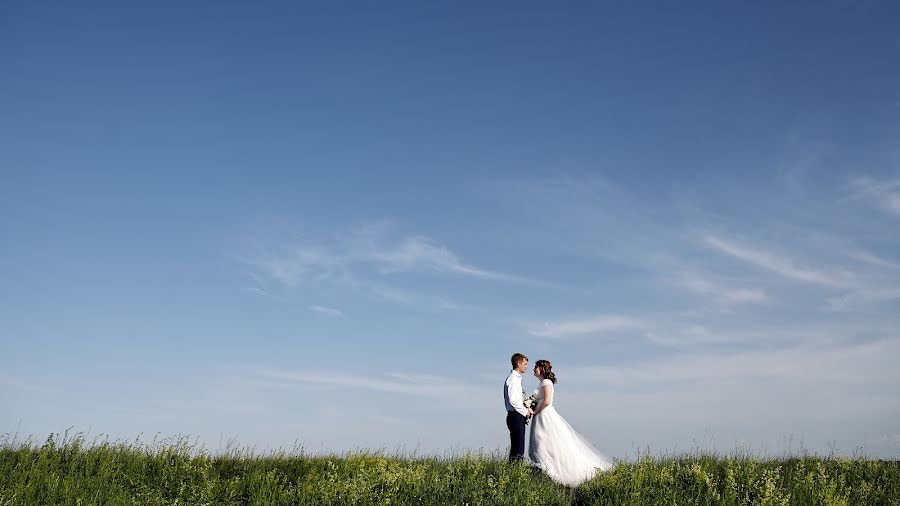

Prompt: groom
[{"left": 503, "top": 353, "right": 533, "bottom": 463}]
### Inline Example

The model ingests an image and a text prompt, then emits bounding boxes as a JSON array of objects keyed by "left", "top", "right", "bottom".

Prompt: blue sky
[{"left": 2, "top": 1, "right": 900, "bottom": 457}]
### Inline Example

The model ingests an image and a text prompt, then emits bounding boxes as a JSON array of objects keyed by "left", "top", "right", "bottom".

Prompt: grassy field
[{"left": 1, "top": 432, "right": 898, "bottom": 505}]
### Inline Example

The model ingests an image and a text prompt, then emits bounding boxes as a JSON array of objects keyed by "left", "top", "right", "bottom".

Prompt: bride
[{"left": 528, "top": 359, "right": 614, "bottom": 486}]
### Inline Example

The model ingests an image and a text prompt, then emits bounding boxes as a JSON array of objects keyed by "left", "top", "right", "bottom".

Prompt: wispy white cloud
[
  {"left": 829, "top": 246, "right": 900, "bottom": 312},
  {"left": 850, "top": 177, "right": 900, "bottom": 217},
  {"left": 680, "top": 273, "right": 766, "bottom": 303},
  {"left": 365, "top": 283, "right": 469, "bottom": 313},
  {"left": 566, "top": 337, "right": 900, "bottom": 392},
  {"left": 245, "top": 286, "right": 272, "bottom": 297},
  {"left": 367, "top": 235, "right": 536, "bottom": 284},
  {"left": 249, "top": 369, "right": 483, "bottom": 400},
  {"left": 827, "top": 288, "right": 900, "bottom": 312},
  {"left": 307, "top": 305, "right": 345, "bottom": 318},
  {"left": 849, "top": 249, "right": 900, "bottom": 271},
  {"left": 523, "top": 305, "right": 900, "bottom": 350},
  {"left": 369, "top": 284, "right": 415, "bottom": 305},
  {"left": 643, "top": 324, "right": 743, "bottom": 348},
  {"left": 239, "top": 228, "right": 541, "bottom": 291},
  {"left": 238, "top": 245, "right": 346, "bottom": 288},
  {"left": 436, "top": 298, "right": 466, "bottom": 311},
  {"left": 704, "top": 235, "right": 855, "bottom": 288},
  {"left": 526, "top": 314, "right": 646, "bottom": 338}
]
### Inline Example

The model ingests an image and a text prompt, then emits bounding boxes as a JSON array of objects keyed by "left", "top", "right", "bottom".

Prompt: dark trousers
[{"left": 506, "top": 410, "right": 526, "bottom": 462}]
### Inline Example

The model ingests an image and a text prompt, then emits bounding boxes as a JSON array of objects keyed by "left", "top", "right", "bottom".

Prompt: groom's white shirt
[{"left": 504, "top": 370, "right": 529, "bottom": 417}]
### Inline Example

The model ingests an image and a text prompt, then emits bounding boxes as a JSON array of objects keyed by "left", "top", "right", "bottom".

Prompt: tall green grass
[
  {"left": 577, "top": 453, "right": 899, "bottom": 505},
  {"left": 1, "top": 431, "right": 897, "bottom": 505}
]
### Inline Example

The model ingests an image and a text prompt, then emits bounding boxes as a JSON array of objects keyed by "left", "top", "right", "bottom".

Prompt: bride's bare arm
[{"left": 534, "top": 384, "right": 553, "bottom": 414}]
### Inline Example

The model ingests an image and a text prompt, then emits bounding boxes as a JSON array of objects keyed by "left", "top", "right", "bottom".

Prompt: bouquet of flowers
[{"left": 523, "top": 390, "right": 538, "bottom": 424}]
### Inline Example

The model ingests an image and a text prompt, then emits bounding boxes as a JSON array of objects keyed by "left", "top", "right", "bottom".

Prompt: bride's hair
[{"left": 535, "top": 360, "right": 557, "bottom": 384}]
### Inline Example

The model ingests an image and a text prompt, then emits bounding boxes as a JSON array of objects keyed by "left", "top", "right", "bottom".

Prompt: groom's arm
[{"left": 506, "top": 376, "right": 530, "bottom": 417}]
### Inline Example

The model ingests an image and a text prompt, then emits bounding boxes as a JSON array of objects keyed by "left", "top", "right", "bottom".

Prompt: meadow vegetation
[{"left": 1, "top": 431, "right": 897, "bottom": 505}]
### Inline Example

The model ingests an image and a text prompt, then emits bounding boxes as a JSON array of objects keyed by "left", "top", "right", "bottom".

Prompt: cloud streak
[
  {"left": 526, "top": 314, "right": 646, "bottom": 338},
  {"left": 307, "top": 305, "right": 346, "bottom": 318},
  {"left": 850, "top": 177, "right": 900, "bottom": 217},
  {"left": 366, "top": 235, "right": 535, "bottom": 284},
  {"left": 238, "top": 245, "right": 346, "bottom": 288},
  {"left": 249, "top": 369, "right": 483, "bottom": 400},
  {"left": 704, "top": 235, "right": 855, "bottom": 288},
  {"left": 850, "top": 250, "right": 900, "bottom": 271},
  {"left": 566, "top": 337, "right": 900, "bottom": 394},
  {"left": 680, "top": 273, "right": 766, "bottom": 303},
  {"left": 826, "top": 288, "right": 900, "bottom": 312},
  {"left": 238, "top": 229, "right": 542, "bottom": 291}
]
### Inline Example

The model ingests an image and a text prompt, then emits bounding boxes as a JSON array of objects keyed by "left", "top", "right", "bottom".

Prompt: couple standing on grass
[{"left": 503, "top": 353, "right": 614, "bottom": 487}]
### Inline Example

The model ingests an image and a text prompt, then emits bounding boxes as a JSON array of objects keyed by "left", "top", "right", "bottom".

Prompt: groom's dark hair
[{"left": 511, "top": 353, "right": 528, "bottom": 368}]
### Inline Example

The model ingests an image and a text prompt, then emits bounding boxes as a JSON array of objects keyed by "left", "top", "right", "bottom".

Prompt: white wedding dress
[{"left": 528, "top": 379, "right": 613, "bottom": 487}]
